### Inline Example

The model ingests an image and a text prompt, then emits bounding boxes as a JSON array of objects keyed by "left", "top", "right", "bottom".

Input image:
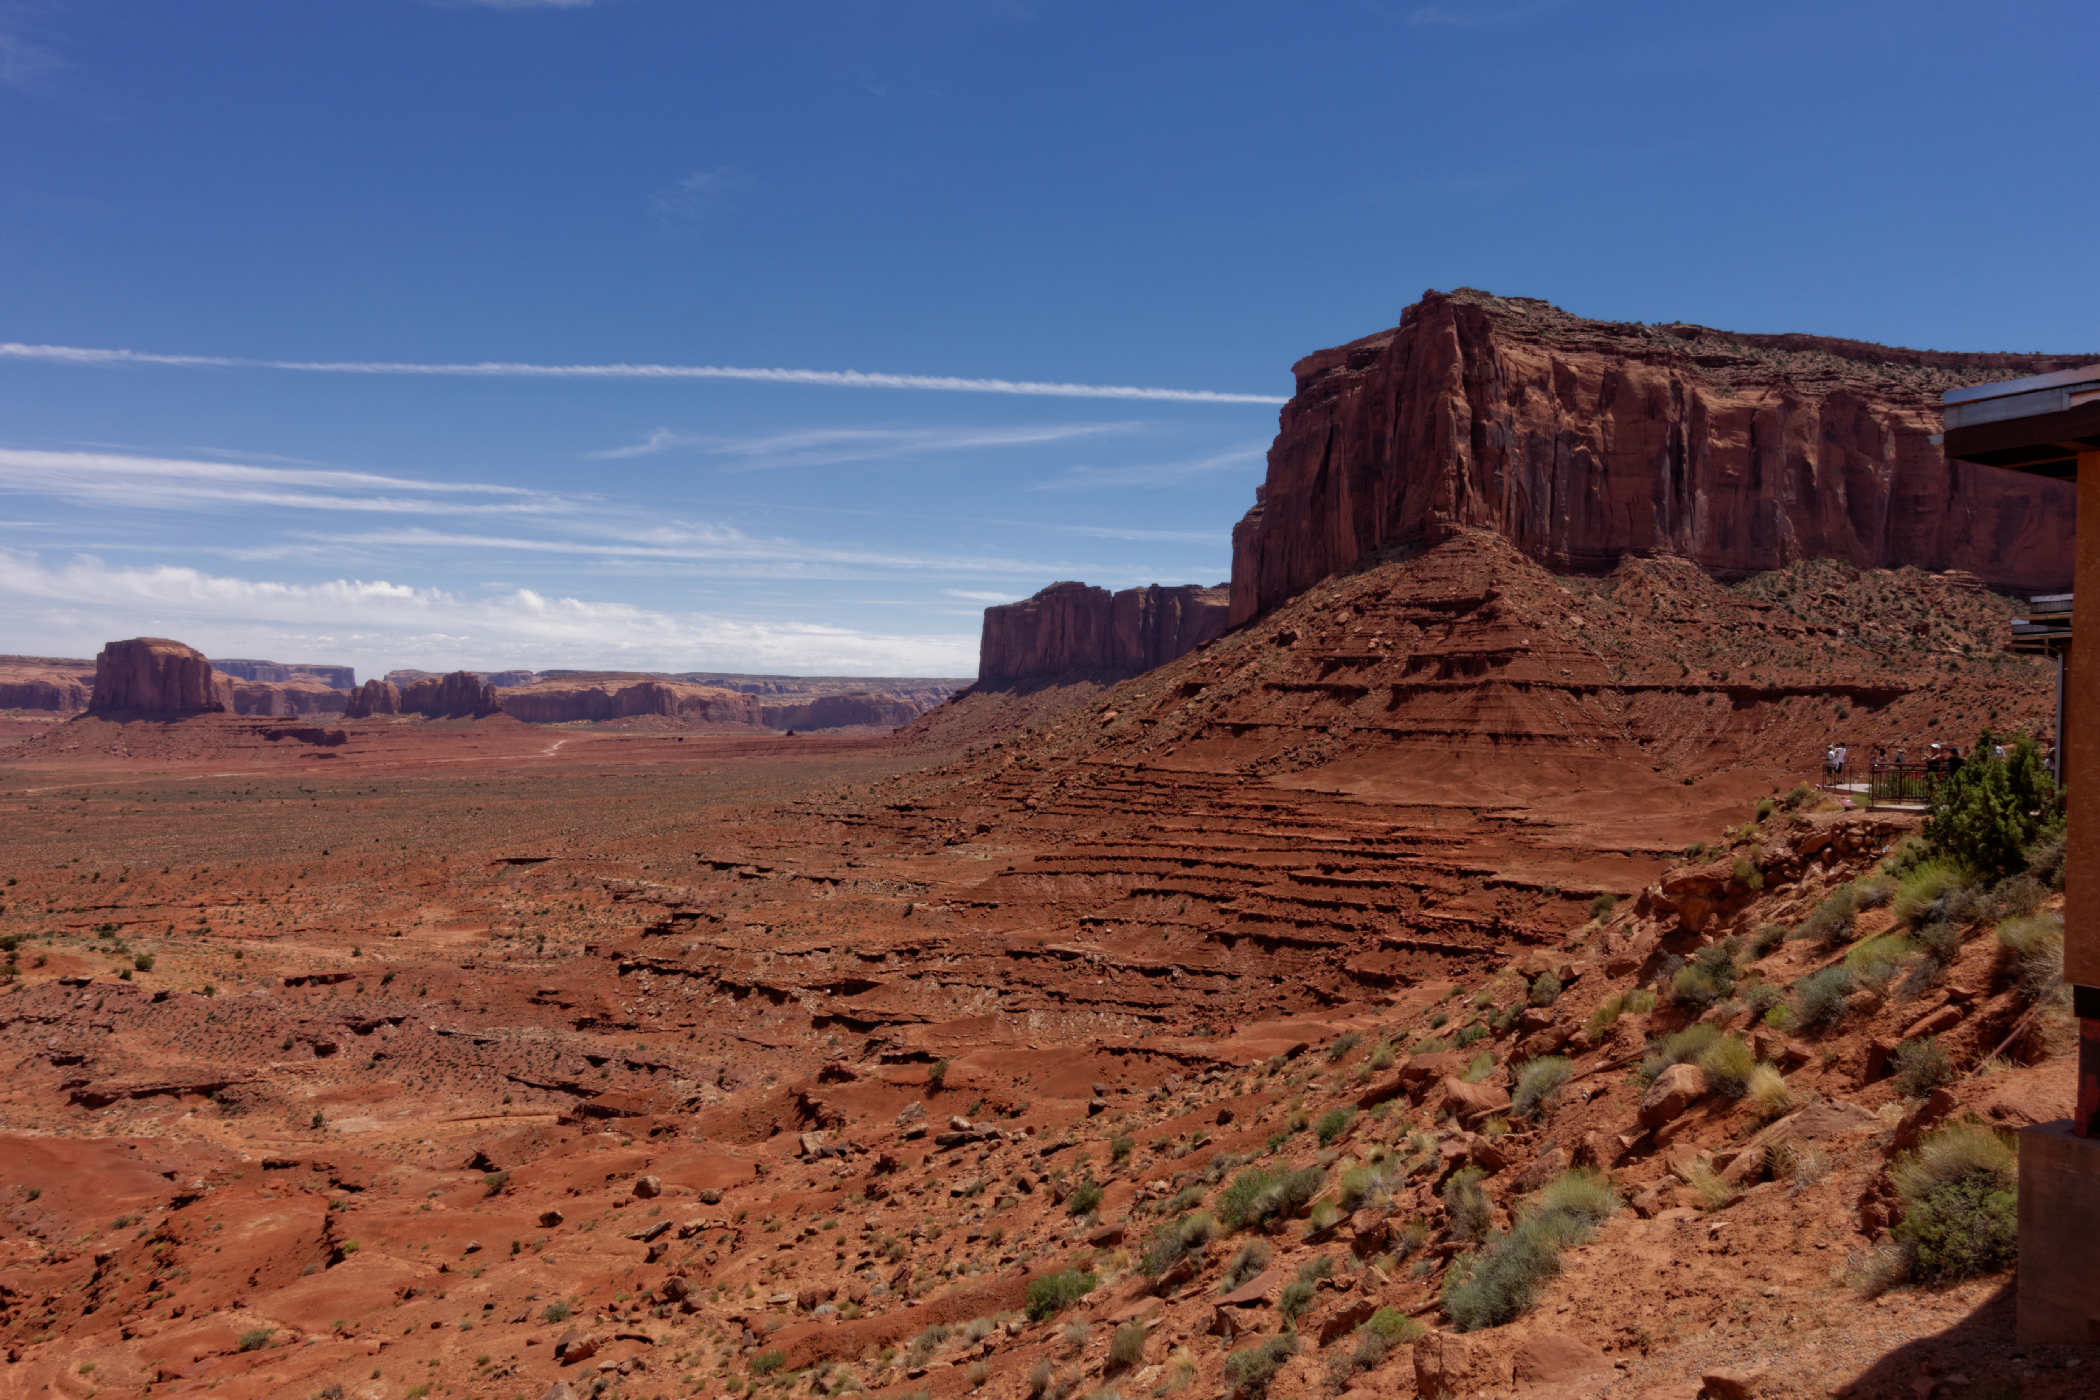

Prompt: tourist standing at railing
[
  {"left": 1871, "top": 747, "right": 1887, "bottom": 774},
  {"left": 1836, "top": 743, "right": 1849, "bottom": 778},
  {"left": 1824, "top": 745, "right": 1839, "bottom": 781}
]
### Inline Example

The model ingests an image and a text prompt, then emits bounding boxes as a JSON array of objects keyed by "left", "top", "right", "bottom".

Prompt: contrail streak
[{"left": 0, "top": 342, "right": 1286, "bottom": 405}]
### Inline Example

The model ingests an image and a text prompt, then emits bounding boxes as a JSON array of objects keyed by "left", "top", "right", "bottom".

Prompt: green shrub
[
  {"left": 1731, "top": 856, "right": 1765, "bottom": 891},
  {"left": 1361, "top": 1306, "right": 1422, "bottom": 1343},
  {"left": 540, "top": 1301, "right": 571, "bottom": 1323},
  {"left": 1583, "top": 987, "right": 1655, "bottom": 1040},
  {"left": 750, "top": 1350, "right": 787, "bottom": 1377},
  {"left": 1846, "top": 934, "right": 1913, "bottom": 994},
  {"left": 481, "top": 1171, "right": 510, "bottom": 1197},
  {"left": 1588, "top": 893, "right": 1617, "bottom": 922},
  {"left": 1067, "top": 1179, "right": 1104, "bottom": 1217},
  {"left": 1455, "top": 1024, "right": 1488, "bottom": 1048},
  {"left": 1782, "top": 783, "right": 1815, "bottom": 811},
  {"left": 2025, "top": 826, "right": 2068, "bottom": 889},
  {"left": 1367, "top": 1039, "right": 1396, "bottom": 1071},
  {"left": 1854, "top": 873, "right": 1896, "bottom": 908},
  {"left": 1223, "top": 1335, "right": 1298, "bottom": 1400},
  {"left": 1997, "top": 912, "right": 2064, "bottom": 1004},
  {"left": 133, "top": 953, "right": 154, "bottom": 972},
  {"left": 1891, "top": 859, "right": 1974, "bottom": 928},
  {"left": 1442, "top": 1166, "right": 1492, "bottom": 1242},
  {"left": 1695, "top": 1033, "right": 1755, "bottom": 1098},
  {"left": 1252, "top": 1167, "right": 1326, "bottom": 1225},
  {"left": 1796, "top": 884, "right": 1861, "bottom": 948},
  {"left": 1923, "top": 731, "right": 2059, "bottom": 880},
  {"left": 1108, "top": 1321, "right": 1149, "bottom": 1369},
  {"left": 1511, "top": 1057, "right": 1571, "bottom": 1119},
  {"left": 1669, "top": 963, "right": 1727, "bottom": 1009},
  {"left": 1755, "top": 797, "right": 1775, "bottom": 821},
  {"left": 1642, "top": 1022, "right": 1718, "bottom": 1081},
  {"left": 1336, "top": 1163, "right": 1388, "bottom": 1213},
  {"left": 1461, "top": 1049, "right": 1494, "bottom": 1082},
  {"left": 1528, "top": 971, "right": 1562, "bottom": 1007},
  {"left": 1297, "top": 1254, "right": 1335, "bottom": 1284},
  {"left": 1750, "top": 923, "right": 1788, "bottom": 958},
  {"left": 1793, "top": 966, "right": 1856, "bottom": 1030},
  {"left": 237, "top": 1327, "right": 274, "bottom": 1352},
  {"left": 1278, "top": 1279, "right": 1315, "bottom": 1322},
  {"left": 1891, "top": 1123, "right": 2018, "bottom": 1284},
  {"left": 1220, "top": 1239, "right": 1271, "bottom": 1290},
  {"left": 1025, "top": 1269, "right": 1098, "bottom": 1321},
  {"left": 1112, "top": 1135, "right": 1135, "bottom": 1164},
  {"left": 1326, "top": 1032, "right": 1362, "bottom": 1063},
  {"left": 1741, "top": 979, "right": 1784, "bottom": 1020},
  {"left": 1314, "top": 1107, "right": 1354, "bottom": 1147},
  {"left": 1216, "top": 1167, "right": 1281, "bottom": 1229},
  {"left": 1441, "top": 1169, "right": 1616, "bottom": 1331},
  {"left": 1891, "top": 1038, "right": 1955, "bottom": 1099}
]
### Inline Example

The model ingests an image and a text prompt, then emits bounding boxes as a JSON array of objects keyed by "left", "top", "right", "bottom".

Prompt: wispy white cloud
[
  {"left": 590, "top": 421, "right": 1141, "bottom": 468},
  {"left": 1027, "top": 444, "right": 1266, "bottom": 491},
  {"left": 651, "top": 166, "right": 742, "bottom": 229},
  {"left": 0, "top": 549, "right": 978, "bottom": 677},
  {"left": 305, "top": 524, "right": 1061, "bottom": 580},
  {"left": 0, "top": 448, "right": 568, "bottom": 516},
  {"left": 0, "top": 342, "right": 1286, "bottom": 405},
  {"left": 944, "top": 588, "right": 1021, "bottom": 603}
]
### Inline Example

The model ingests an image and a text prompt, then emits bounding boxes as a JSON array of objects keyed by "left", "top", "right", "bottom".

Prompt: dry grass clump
[
  {"left": 1511, "top": 1056, "right": 1571, "bottom": 1120},
  {"left": 1997, "top": 911, "right": 2063, "bottom": 1004},
  {"left": 1859, "top": 1123, "right": 2019, "bottom": 1293},
  {"left": 1746, "top": 1063, "right": 1795, "bottom": 1120},
  {"left": 1694, "top": 1033, "right": 1755, "bottom": 1097},
  {"left": 1439, "top": 1168, "right": 1617, "bottom": 1331},
  {"left": 1584, "top": 986, "right": 1656, "bottom": 1039},
  {"left": 1672, "top": 1158, "right": 1737, "bottom": 1211}
]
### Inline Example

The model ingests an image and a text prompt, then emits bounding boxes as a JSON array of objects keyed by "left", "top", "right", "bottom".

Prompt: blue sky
[{"left": 2, "top": 0, "right": 2096, "bottom": 679}]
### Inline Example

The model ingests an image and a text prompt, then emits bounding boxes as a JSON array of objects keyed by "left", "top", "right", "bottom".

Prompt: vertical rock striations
[
  {"left": 86, "top": 638, "right": 230, "bottom": 715},
  {"left": 978, "top": 582, "right": 1230, "bottom": 682},
  {"left": 1230, "top": 288, "right": 2086, "bottom": 625},
  {"left": 344, "top": 679, "right": 401, "bottom": 719},
  {"left": 396, "top": 672, "right": 501, "bottom": 719}
]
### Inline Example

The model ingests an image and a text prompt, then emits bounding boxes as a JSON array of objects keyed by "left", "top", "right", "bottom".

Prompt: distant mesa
[
  {"left": 87, "top": 637, "right": 230, "bottom": 715},
  {"left": 387, "top": 667, "right": 536, "bottom": 689},
  {"left": 1230, "top": 286, "right": 2083, "bottom": 625},
  {"left": 348, "top": 672, "right": 500, "bottom": 720},
  {"left": 498, "top": 675, "right": 762, "bottom": 727},
  {"left": 0, "top": 655, "right": 96, "bottom": 713},
  {"left": 212, "top": 659, "right": 356, "bottom": 689},
  {"left": 978, "top": 581, "right": 1230, "bottom": 683}
]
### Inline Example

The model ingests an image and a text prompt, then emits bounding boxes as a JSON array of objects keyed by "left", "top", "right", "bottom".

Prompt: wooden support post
[{"left": 2070, "top": 455, "right": 2100, "bottom": 1133}]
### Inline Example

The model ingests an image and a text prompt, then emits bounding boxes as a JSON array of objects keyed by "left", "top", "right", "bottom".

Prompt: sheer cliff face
[
  {"left": 978, "top": 582, "right": 1230, "bottom": 682},
  {"left": 1230, "top": 289, "right": 2085, "bottom": 625},
  {"left": 87, "top": 638, "right": 230, "bottom": 714}
]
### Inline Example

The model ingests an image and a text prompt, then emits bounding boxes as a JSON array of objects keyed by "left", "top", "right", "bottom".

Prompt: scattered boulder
[
  {"left": 1414, "top": 1330, "right": 1490, "bottom": 1400},
  {"left": 539, "top": 1208, "right": 565, "bottom": 1228},
  {"left": 1512, "top": 1332, "right": 1612, "bottom": 1388},
  {"left": 1701, "top": 1363, "right": 1770, "bottom": 1399},
  {"left": 632, "top": 1175, "right": 662, "bottom": 1199},
  {"left": 1440, "top": 1076, "right": 1512, "bottom": 1127},
  {"left": 1638, "top": 1063, "right": 1706, "bottom": 1128}
]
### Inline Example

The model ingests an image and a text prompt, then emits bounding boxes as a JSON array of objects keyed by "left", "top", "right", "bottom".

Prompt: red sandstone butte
[
  {"left": 397, "top": 670, "right": 501, "bottom": 719},
  {"left": 1229, "top": 287, "right": 2086, "bottom": 625},
  {"left": 86, "top": 637, "right": 230, "bottom": 714},
  {"left": 978, "top": 581, "right": 1229, "bottom": 681}
]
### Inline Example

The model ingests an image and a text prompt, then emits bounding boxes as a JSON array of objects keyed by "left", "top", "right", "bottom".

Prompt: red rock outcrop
[
  {"left": 0, "top": 655, "right": 96, "bottom": 712},
  {"left": 979, "top": 581, "right": 1229, "bottom": 681},
  {"left": 497, "top": 676, "right": 765, "bottom": 727},
  {"left": 1230, "top": 288, "right": 2086, "bottom": 624},
  {"left": 344, "top": 679, "right": 400, "bottom": 718},
  {"left": 398, "top": 671, "right": 501, "bottom": 719},
  {"left": 757, "top": 693, "right": 922, "bottom": 731},
  {"left": 86, "top": 638, "right": 230, "bottom": 714},
  {"left": 221, "top": 676, "right": 353, "bottom": 717}
]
